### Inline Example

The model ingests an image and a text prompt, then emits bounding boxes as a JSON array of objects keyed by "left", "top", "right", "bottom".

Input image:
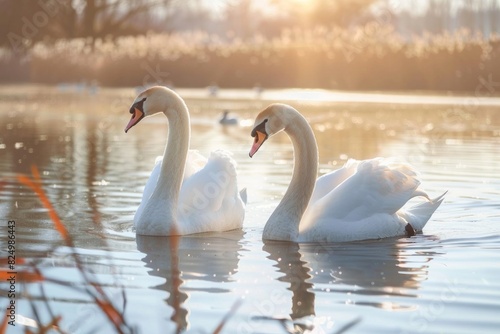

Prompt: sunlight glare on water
[{"left": 0, "top": 86, "right": 499, "bottom": 333}]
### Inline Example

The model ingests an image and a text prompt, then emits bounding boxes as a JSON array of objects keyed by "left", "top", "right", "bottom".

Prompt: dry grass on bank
[{"left": 1, "top": 25, "right": 499, "bottom": 91}]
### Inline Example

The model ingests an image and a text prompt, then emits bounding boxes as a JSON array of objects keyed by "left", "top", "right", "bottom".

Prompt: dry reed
[{"left": 0, "top": 25, "right": 498, "bottom": 91}]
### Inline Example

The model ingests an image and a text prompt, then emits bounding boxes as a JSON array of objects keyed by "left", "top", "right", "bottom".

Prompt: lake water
[{"left": 1, "top": 86, "right": 500, "bottom": 333}]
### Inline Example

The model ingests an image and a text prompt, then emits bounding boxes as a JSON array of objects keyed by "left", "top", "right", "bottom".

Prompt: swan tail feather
[
  {"left": 411, "top": 188, "right": 430, "bottom": 200},
  {"left": 360, "top": 158, "right": 421, "bottom": 214},
  {"left": 239, "top": 188, "right": 248, "bottom": 205},
  {"left": 402, "top": 191, "right": 447, "bottom": 231}
]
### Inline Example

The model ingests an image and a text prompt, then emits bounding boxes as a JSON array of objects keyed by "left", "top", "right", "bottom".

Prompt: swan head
[
  {"left": 125, "top": 86, "right": 181, "bottom": 133},
  {"left": 249, "top": 103, "right": 297, "bottom": 157}
]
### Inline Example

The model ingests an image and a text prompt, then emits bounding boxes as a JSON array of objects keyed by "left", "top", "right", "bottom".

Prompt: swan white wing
[
  {"left": 300, "top": 192, "right": 446, "bottom": 243},
  {"left": 134, "top": 150, "right": 205, "bottom": 227},
  {"left": 302, "top": 158, "right": 422, "bottom": 229},
  {"left": 134, "top": 150, "right": 244, "bottom": 234},
  {"left": 310, "top": 159, "right": 359, "bottom": 204},
  {"left": 177, "top": 150, "right": 245, "bottom": 234},
  {"left": 183, "top": 150, "right": 208, "bottom": 180},
  {"left": 351, "top": 158, "right": 422, "bottom": 217}
]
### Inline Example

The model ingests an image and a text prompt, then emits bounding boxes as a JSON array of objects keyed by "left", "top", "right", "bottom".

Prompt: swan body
[
  {"left": 125, "top": 86, "right": 246, "bottom": 236},
  {"left": 249, "top": 103, "right": 445, "bottom": 243}
]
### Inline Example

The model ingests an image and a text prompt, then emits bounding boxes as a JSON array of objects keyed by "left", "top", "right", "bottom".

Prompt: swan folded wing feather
[
  {"left": 176, "top": 150, "right": 244, "bottom": 234},
  {"left": 309, "top": 159, "right": 359, "bottom": 204},
  {"left": 301, "top": 158, "right": 422, "bottom": 230},
  {"left": 301, "top": 172, "right": 367, "bottom": 231},
  {"left": 178, "top": 150, "right": 239, "bottom": 216},
  {"left": 183, "top": 150, "right": 208, "bottom": 180},
  {"left": 301, "top": 161, "right": 443, "bottom": 242}
]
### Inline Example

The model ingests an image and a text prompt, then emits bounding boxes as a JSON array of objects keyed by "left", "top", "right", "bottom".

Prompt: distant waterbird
[{"left": 218, "top": 110, "right": 239, "bottom": 125}]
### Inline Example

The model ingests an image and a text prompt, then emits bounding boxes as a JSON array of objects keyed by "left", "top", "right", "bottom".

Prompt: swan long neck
[
  {"left": 264, "top": 113, "right": 318, "bottom": 241},
  {"left": 155, "top": 98, "right": 191, "bottom": 220}
]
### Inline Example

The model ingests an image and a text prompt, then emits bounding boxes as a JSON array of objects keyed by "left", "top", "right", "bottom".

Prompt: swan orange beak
[
  {"left": 125, "top": 108, "right": 144, "bottom": 133},
  {"left": 249, "top": 130, "right": 267, "bottom": 158}
]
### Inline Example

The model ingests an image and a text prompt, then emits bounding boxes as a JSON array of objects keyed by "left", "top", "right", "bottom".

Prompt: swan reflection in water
[
  {"left": 136, "top": 230, "right": 243, "bottom": 333},
  {"left": 262, "top": 236, "right": 441, "bottom": 331}
]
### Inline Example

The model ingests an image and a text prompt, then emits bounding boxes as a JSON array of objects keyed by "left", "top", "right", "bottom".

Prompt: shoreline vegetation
[{"left": 1, "top": 25, "right": 499, "bottom": 92}]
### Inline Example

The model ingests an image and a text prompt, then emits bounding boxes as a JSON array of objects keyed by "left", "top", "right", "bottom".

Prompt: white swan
[
  {"left": 125, "top": 86, "right": 246, "bottom": 236},
  {"left": 249, "top": 103, "right": 445, "bottom": 243}
]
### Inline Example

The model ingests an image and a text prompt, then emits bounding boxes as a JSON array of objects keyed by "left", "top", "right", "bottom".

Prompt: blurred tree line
[
  {"left": 0, "top": 0, "right": 175, "bottom": 51},
  {"left": 3, "top": 0, "right": 499, "bottom": 52},
  {"left": 0, "top": 0, "right": 379, "bottom": 52},
  {"left": 397, "top": 0, "right": 500, "bottom": 37}
]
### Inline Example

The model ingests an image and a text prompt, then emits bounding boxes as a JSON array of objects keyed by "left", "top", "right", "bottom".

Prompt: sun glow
[{"left": 290, "top": 0, "right": 314, "bottom": 9}]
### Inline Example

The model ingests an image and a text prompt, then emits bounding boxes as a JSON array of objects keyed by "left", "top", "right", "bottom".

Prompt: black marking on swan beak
[
  {"left": 125, "top": 97, "right": 147, "bottom": 133},
  {"left": 251, "top": 119, "right": 268, "bottom": 138},
  {"left": 129, "top": 97, "right": 147, "bottom": 114},
  {"left": 249, "top": 119, "right": 269, "bottom": 158}
]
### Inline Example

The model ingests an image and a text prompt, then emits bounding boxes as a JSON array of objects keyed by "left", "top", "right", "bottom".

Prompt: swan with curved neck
[
  {"left": 250, "top": 104, "right": 445, "bottom": 243},
  {"left": 125, "top": 86, "right": 246, "bottom": 236}
]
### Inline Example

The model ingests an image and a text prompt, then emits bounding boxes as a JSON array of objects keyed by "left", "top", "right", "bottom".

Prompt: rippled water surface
[{"left": 1, "top": 86, "right": 500, "bottom": 333}]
